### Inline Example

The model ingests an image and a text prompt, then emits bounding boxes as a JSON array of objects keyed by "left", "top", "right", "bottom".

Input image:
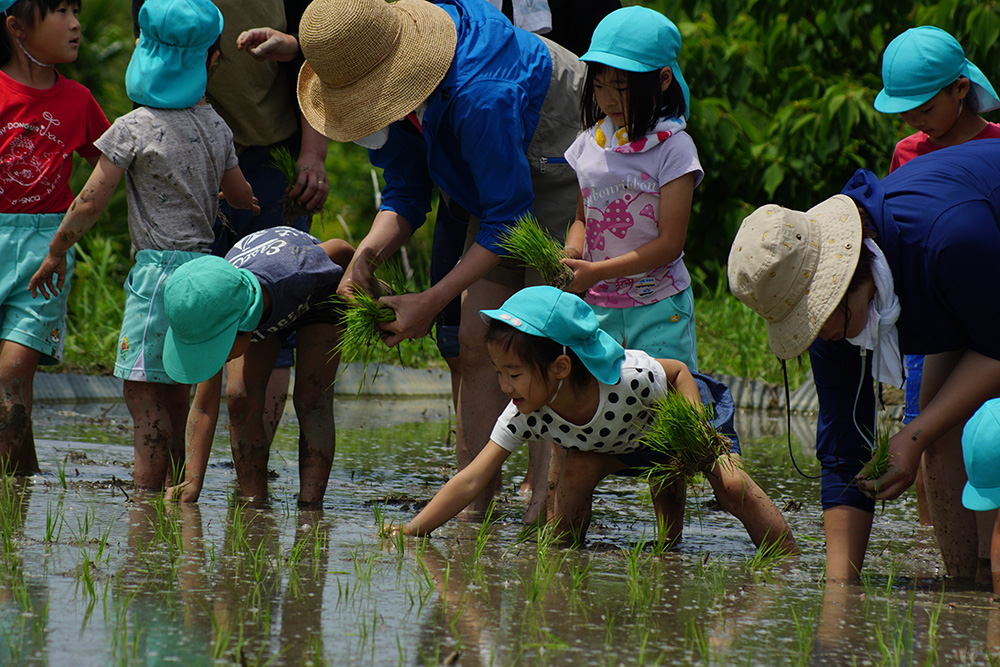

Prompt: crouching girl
[{"left": 400, "top": 286, "right": 797, "bottom": 554}]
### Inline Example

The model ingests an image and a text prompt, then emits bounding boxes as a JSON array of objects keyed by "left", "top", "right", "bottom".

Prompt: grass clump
[
  {"left": 497, "top": 215, "right": 574, "bottom": 290},
  {"left": 269, "top": 145, "right": 315, "bottom": 225},
  {"left": 640, "top": 391, "right": 732, "bottom": 485}
]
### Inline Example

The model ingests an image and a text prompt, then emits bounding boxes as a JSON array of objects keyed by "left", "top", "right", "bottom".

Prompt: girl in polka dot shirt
[
  {"left": 562, "top": 7, "right": 702, "bottom": 370},
  {"left": 400, "top": 287, "right": 797, "bottom": 555}
]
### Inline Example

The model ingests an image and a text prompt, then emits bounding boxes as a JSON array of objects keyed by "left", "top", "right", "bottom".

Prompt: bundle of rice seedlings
[
  {"left": 334, "top": 260, "right": 413, "bottom": 387},
  {"left": 268, "top": 145, "right": 315, "bottom": 225},
  {"left": 859, "top": 427, "right": 891, "bottom": 481},
  {"left": 640, "top": 390, "right": 732, "bottom": 485},
  {"left": 497, "top": 214, "right": 574, "bottom": 290}
]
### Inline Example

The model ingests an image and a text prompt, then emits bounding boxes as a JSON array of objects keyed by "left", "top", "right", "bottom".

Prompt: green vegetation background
[{"left": 58, "top": 0, "right": 1000, "bottom": 386}]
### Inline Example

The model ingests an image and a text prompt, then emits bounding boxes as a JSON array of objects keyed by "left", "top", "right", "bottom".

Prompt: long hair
[{"left": 580, "top": 62, "right": 686, "bottom": 140}]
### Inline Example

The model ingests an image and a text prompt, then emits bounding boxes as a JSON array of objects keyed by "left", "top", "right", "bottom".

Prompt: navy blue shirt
[
  {"left": 370, "top": 0, "right": 551, "bottom": 253},
  {"left": 811, "top": 139, "right": 1000, "bottom": 511},
  {"left": 225, "top": 227, "right": 343, "bottom": 341}
]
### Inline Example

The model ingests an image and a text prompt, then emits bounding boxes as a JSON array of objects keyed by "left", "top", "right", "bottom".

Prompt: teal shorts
[
  {"left": 0, "top": 213, "right": 75, "bottom": 365},
  {"left": 591, "top": 288, "right": 698, "bottom": 371},
  {"left": 114, "top": 249, "right": 205, "bottom": 384}
]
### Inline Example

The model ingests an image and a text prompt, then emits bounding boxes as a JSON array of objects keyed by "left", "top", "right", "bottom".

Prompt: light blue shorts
[
  {"left": 591, "top": 288, "right": 698, "bottom": 371},
  {"left": 114, "top": 249, "right": 205, "bottom": 384},
  {"left": 0, "top": 213, "right": 75, "bottom": 365}
]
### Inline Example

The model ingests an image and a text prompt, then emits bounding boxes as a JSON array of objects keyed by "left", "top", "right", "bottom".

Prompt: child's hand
[
  {"left": 164, "top": 478, "right": 203, "bottom": 503},
  {"left": 288, "top": 154, "right": 329, "bottom": 211},
  {"left": 562, "top": 257, "right": 602, "bottom": 294},
  {"left": 28, "top": 253, "right": 68, "bottom": 300},
  {"left": 236, "top": 27, "right": 299, "bottom": 62}
]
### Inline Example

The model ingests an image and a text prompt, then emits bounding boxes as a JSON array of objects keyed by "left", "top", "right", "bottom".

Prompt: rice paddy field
[{"left": 3, "top": 396, "right": 998, "bottom": 666}]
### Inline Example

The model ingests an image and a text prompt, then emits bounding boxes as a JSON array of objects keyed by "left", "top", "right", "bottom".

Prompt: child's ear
[
  {"left": 954, "top": 76, "right": 971, "bottom": 100},
  {"left": 551, "top": 354, "right": 572, "bottom": 380},
  {"left": 659, "top": 66, "right": 674, "bottom": 92}
]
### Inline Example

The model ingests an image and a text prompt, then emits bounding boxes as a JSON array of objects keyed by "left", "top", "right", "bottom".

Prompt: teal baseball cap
[
  {"left": 961, "top": 398, "right": 1000, "bottom": 511},
  {"left": 580, "top": 6, "right": 690, "bottom": 119},
  {"left": 163, "top": 256, "right": 263, "bottom": 384},
  {"left": 126, "top": 0, "right": 223, "bottom": 109},
  {"left": 0, "top": 1, "right": 16, "bottom": 13},
  {"left": 875, "top": 26, "right": 1000, "bottom": 114},
  {"left": 480, "top": 286, "right": 625, "bottom": 384}
]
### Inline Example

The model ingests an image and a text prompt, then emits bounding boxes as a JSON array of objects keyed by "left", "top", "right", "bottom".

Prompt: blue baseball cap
[
  {"left": 875, "top": 26, "right": 1000, "bottom": 114},
  {"left": 961, "top": 398, "right": 1000, "bottom": 511},
  {"left": 580, "top": 6, "right": 690, "bottom": 119},
  {"left": 126, "top": 0, "right": 223, "bottom": 109},
  {"left": 163, "top": 256, "right": 263, "bottom": 384},
  {"left": 0, "top": 1, "right": 16, "bottom": 13},
  {"left": 480, "top": 286, "right": 625, "bottom": 385}
]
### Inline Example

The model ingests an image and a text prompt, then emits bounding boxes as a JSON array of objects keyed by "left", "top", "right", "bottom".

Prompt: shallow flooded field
[{"left": 3, "top": 397, "right": 998, "bottom": 665}]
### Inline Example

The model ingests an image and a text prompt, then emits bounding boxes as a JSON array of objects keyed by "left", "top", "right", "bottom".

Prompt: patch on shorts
[
  {"left": 119, "top": 335, "right": 129, "bottom": 359},
  {"left": 49, "top": 328, "right": 61, "bottom": 343}
]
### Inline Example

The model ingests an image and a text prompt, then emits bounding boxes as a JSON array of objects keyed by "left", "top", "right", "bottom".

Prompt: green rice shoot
[
  {"left": 640, "top": 390, "right": 732, "bottom": 485},
  {"left": 497, "top": 214, "right": 574, "bottom": 290},
  {"left": 334, "top": 259, "right": 415, "bottom": 389},
  {"left": 268, "top": 145, "right": 315, "bottom": 224},
  {"left": 860, "top": 422, "right": 891, "bottom": 481}
]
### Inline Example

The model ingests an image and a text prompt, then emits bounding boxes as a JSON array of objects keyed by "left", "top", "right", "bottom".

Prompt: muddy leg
[
  {"left": 0, "top": 341, "right": 41, "bottom": 474},
  {"left": 650, "top": 477, "right": 685, "bottom": 547},
  {"left": 263, "top": 367, "right": 290, "bottom": 446},
  {"left": 125, "top": 380, "right": 189, "bottom": 490},
  {"left": 522, "top": 440, "right": 554, "bottom": 524},
  {"left": 292, "top": 323, "right": 340, "bottom": 507},
  {"left": 455, "top": 278, "right": 515, "bottom": 512},
  {"left": 549, "top": 450, "right": 625, "bottom": 543},
  {"left": 226, "top": 337, "right": 280, "bottom": 501},
  {"left": 706, "top": 453, "right": 798, "bottom": 555}
]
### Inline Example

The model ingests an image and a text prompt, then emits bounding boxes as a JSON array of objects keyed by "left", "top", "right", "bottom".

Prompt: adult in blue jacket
[
  {"left": 252, "top": 0, "right": 584, "bottom": 511},
  {"left": 728, "top": 139, "right": 1000, "bottom": 581}
]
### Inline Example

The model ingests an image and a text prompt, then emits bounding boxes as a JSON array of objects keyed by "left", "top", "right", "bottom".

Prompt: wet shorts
[
  {"left": 612, "top": 372, "right": 741, "bottom": 477},
  {"left": 0, "top": 213, "right": 74, "bottom": 365},
  {"left": 591, "top": 289, "right": 699, "bottom": 371},
  {"left": 115, "top": 249, "right": 206, "bottom": 384}
]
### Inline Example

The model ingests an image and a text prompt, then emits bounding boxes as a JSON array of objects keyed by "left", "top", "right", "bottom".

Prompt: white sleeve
[{"left": 489, "top": 402, "right": 529, "bottom": 453}]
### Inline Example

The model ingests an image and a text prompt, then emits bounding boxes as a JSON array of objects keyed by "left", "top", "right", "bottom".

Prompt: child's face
[
  {"left": 899, "top": 83, "right": 966, "bottom": 141},
  {"left": 593, "top": 68, "right": 629, "bottom": 127},
  {"left": 488, "top": 342, "right": 557, "bottom": 415},
  {"left": 21, "top": 2, "right": 81, "bottom": 65}
]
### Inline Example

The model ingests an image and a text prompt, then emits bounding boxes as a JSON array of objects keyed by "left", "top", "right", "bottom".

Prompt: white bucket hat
[{"left": 727, "top": 195, "right": 862, "bottom": 359}]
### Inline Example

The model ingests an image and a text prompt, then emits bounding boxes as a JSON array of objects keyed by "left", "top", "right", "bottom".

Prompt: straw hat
[
  {"left": 727, "top": 195, "right": 862, "bottom": 360},
  {"left": 297, "top": 0, "right": 458, "bottom": 142}
]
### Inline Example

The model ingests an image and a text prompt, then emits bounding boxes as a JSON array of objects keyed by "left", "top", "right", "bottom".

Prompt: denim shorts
[{"left": 0, "top": 212, "right": 74, "bottom": 364}]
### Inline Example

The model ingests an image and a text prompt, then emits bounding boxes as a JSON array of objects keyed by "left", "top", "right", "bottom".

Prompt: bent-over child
[
  {"left": 0, "top": 0, "right": 109, "bottom": 472},
  {"left": 29, "top": 0, "right": 257, "bottom": 491},
  {"left": 161, "top": 226, "right": 353, "bottom": 506},
  {"left": 401, "top": 286, "right": 797, "bottom": 554},
  {"left": 961, "top": 399, "right": 1000, "bottom": 594}
]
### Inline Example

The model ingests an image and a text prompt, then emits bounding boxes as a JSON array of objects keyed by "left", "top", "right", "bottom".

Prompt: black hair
[
  {"left": 580, "top": 62, "right": 686, "bottom": 140},
  {"left": 1, "top": 0, "right": 81, "bottom": 66},
  {"left": 206, "top": 34, "right": 221, "bottom": 70},
  {"left": 484, "top": 319, "right": 592, "bottom": 391}
]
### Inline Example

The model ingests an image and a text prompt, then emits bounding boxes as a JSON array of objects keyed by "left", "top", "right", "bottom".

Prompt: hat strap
[
  {"left": 17, "top": 38, "right": 53, "bottom": 68},
  {"left": 328, "top": 17, "right": 404, "bottom": 90}
]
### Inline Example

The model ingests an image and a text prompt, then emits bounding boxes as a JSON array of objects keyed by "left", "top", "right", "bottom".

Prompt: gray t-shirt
[{"left": 95, "top": 104, "right": 238, "bottom": 252}]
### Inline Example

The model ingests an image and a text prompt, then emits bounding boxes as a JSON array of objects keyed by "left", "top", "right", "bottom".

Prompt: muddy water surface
[{"left": 2, "top": 398, "right": 996, "bottom": 665}]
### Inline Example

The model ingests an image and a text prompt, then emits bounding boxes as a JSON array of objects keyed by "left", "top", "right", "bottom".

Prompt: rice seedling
[
  {"left": 335, "top": 259, "right": 416, "bottom": 388},
  {"left": 685, "top": 616, "right": 712, "bottom": 664},
  {"left": 790, "top": 607, "right": 815, "bottom": 667},
  {"left": 268, "top": 145, "right": 314, "bottom": 225},
  {"left": 497, "top": 214, "right": 574, "bottom": 289},
  {"left": 859, "top": 424, "right": 891, "bottom": 482},
  {"left": 743, "top": 531, "right": 794, "bottom": 576},
  {"left": 56, "top": 456, "right": 68, "bottom": 489},
  {"left": 641, "top": 390, "right": 732, "bottom": 486}
]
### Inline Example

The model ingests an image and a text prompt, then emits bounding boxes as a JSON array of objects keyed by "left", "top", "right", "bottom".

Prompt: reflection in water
[{"left": 0, "top": 399, "right": 992, "bottom": 664}]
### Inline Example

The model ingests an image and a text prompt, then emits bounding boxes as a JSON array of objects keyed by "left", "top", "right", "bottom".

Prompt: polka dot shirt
[{"left": 490, "top": 350, "right": 667, "bottom": 455}]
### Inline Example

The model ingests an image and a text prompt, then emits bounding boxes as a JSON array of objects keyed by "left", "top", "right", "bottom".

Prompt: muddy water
[{"left": 1, "top": 398, "right": 996, "bottom": 665}]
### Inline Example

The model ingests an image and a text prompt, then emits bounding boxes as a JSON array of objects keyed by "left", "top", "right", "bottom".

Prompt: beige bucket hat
[
  {"left": 297, "top": 0, "right": 458, "bottom": 142},
  {"left": 727, "top": 194, "right": 862, "bottom": 360}
]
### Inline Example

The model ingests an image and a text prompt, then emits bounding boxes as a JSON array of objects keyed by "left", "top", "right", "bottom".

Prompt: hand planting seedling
[
  {"left": 497, "top": 214, "right": 574, "bottom": 290},
  {"left": 269, "top": 145, "right": 315, "bottom": 225},
  {"left": 858, "top": 427, "right": 891, "bottom": 482},
  {"left": 640, "top": 390, "right": 733, "bottom": 485}
]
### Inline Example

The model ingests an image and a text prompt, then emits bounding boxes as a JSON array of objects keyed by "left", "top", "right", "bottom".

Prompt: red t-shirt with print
[
  {"left": 0, "top": 69, "right": 109, "bottom": 213},
  {"left": 889, "top": 122, "right": 1000, "bottom": 172}
]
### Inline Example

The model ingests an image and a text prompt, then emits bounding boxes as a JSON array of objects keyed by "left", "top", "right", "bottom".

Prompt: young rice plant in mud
[
  {"left": 497, "top": 215, "right": 574, "bottom": 290},
  {"left": 641, "top": 390, "right": 732, "bottom": 486},
  {"left": 268, "top": 145, "right": 314, "bottom": 225}
]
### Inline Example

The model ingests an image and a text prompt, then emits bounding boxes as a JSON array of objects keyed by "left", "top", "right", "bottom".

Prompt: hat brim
[
  {"left": 580, "top": 49, "right": 660, "bottom": 73},
  {"left": 963, "top": 481, "right": 1000, "bottom": 511},
  {"left": 874, "top": 87, "right": 937, "bottom": 114},
  {"left": 163, "top": 319, "right": 239, "bottom": 385},
  {"left": 297, "top": 0, "right": 457, "bottom": 143},
  {"left": 763, "top": 194, "right": 862, "bottom": 360},
  {"left": 479, "top": 308, "right": 625, "bottom": 385}
]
